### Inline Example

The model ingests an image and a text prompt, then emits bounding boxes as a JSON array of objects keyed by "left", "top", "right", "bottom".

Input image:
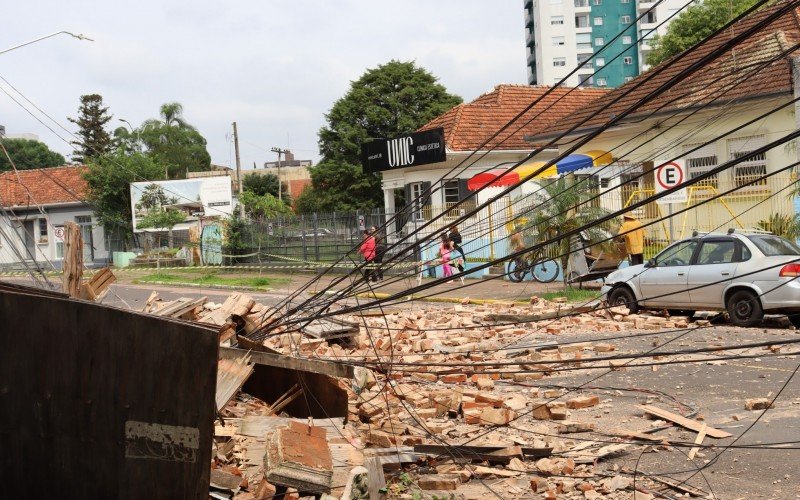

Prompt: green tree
[
  {"left": 0, "top": 138, "right": 65, "bottom": 171},
  {"left": 83, "top": 150, "right": 166, "bottom": 246},
  {"left": 139, "top": 102, "right": 211, "bottom": 178},
  {"left": 68, "top": 94, "right": 113, "bottom": 162},
  {"left": 519, "top": 176, "right": 617, "bottom": 284},
  {"left": 136, "top": 183, "right": 172, "bottom": 212},
  {"left": 646, "top": 0, "right": 761, "bottom": 67},
  {"left": 239, "top": 191, "right": 293, "bottom": 219},
  {"left": 137, "top": 208, "right": 186, "bottom": 248},
  {"left": 243, "top": 172, "right": 291, "bottom": 203},
  {"left": 300, "top": 60, "right": 461, "bottom": 212}
]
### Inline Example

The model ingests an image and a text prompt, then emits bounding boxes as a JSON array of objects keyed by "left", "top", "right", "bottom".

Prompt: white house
[
  {"left": 0, "top": 166, "right": 109, "bottom": 269},
  {"left": 378, "top": 84, "right": 608, "bottom": 274},
  {"left": 523, "top": 3, "right": 800, "bottom": 251}
]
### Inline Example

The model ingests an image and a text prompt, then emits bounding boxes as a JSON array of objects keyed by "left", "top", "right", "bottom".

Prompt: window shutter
[
  {"left": 457, "top": 178, "right": 473, "bottom": 201},
  {"left": 421, "top": 182, "right": 432, "bottom": 206},
  {"left": 403, "top": 183, "right": 412, "bottom": 207}
]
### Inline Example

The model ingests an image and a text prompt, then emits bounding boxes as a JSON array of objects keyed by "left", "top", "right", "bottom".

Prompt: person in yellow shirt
[{"left": 618, "top": 214, "right": 645, "bottom": 265}]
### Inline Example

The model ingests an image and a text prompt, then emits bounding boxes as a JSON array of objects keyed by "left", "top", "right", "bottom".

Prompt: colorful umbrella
[{"left": 467, "top": 150, "right": 612, "bottom": 191}]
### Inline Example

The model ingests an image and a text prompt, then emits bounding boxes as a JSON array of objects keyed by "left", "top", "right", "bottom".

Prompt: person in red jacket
[{"left": 359, "top": 229, "right": 376, "bottom": 281}]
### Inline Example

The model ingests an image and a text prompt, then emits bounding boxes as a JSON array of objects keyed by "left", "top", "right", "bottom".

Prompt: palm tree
[{"left": 517, "top": 175, "right": 617, "bottom": 284}]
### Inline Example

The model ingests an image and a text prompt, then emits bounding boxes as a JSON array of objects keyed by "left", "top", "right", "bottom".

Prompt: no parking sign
[{"left": 655, "top": 160, "right": 688, "bottom": 204}]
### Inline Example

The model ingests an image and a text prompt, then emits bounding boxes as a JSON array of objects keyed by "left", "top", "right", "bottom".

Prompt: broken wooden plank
[
  {"left": 216, "top": 352, "right": 255, "bottom": 411},
  {"left": 364, "top": 456, "right": 386, "bottom": 500},
  {"left": 649, "top": 474, "right": 710, "bottom": 497},
  {"left": 62, "top": 221, "right": 83, "bottom": 298},
  {"left": 80, "top": 267, "right": 117, "bottom": 301},
  {"left": 687, "top": 423, "right": 707, "bottom": 460},
  {"left": 413, "top": 444, "right": 552, "bottom": 461},
  {"left": 220, "top": 346, "right": 353, "bottom": 379},
  {"left": 640, "top": 405, "right": 731, "bottom": 439}
]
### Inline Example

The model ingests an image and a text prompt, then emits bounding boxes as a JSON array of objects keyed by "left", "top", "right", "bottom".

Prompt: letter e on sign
[{"left": 655, "top": 160, "right": 687, "bottom": 204}]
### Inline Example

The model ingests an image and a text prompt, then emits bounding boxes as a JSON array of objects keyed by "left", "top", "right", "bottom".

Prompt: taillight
[{"left": 779, "top": 263, "right": 800, "bottom": 277}]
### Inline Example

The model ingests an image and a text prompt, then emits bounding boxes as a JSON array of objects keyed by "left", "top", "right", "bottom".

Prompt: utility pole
[
  {"left": 232, "top": 122, "right": 245, "bottom": 217},
  {"left": 271, "top": 147, "right": 289, "bottom": 202}
]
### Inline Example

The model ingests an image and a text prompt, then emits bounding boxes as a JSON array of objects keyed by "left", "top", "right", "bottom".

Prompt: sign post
[{"left": 655, "top": 160, "right": 687, "bottom": 243}]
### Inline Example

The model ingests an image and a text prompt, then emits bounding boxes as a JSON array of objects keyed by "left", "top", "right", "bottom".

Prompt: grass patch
[
  {"left": 541, "top": 289, "right": 599, "bottom": 303},
  {"left": 135, "top": 272, "right": 288, "bottom": 290}
]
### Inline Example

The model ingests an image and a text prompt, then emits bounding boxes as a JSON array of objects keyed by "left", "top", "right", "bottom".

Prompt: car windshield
[{"left": 747, "top": 235, "right": 800, "bottom": 256}]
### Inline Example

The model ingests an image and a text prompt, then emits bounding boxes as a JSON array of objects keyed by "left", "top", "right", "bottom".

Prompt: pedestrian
[
  {"left": 372, "top": 234, "right": 386, "bottom": 282},
  {"left": 448, "top": 225, "right": 466, "bottom": 272},
  {"left": 359, "top": 229, "right": 376, "bottom": 281},
  {"left": 617, "top": 213, "right": 645, "bottom": 266},
  {"left": 438, "top": 233, "right": 453, "bottom": 281}
]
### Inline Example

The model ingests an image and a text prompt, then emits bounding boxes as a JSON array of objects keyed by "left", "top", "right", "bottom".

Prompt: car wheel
[
  {"left": 608, "top": 286, "right": 639, "bottom": 314},
  {"left": 726, "top": 290, "right": 763, "bottom": 327}
]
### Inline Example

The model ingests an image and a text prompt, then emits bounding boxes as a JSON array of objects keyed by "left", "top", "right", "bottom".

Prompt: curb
[{"left": 132, "top": 280, "right": 272, "bottom": 292}]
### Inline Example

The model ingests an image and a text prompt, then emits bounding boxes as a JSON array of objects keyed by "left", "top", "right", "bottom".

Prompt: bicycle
[{"left": 507, "top": 249, "right": 559, "bottom": 283}]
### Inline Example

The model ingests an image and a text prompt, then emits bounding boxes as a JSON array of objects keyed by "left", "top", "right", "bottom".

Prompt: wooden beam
[
  {"left": 687, "top": 423, "right": 707, "bottom": 460},
  {"left": 220, "top": 346, "right": 353, "bottom": 378},
  {"left": 641, "top": 405, "right": 731, "bottom": 439},
  {"left": 62, "top": 221, "right": 83, "bottom": 298}
]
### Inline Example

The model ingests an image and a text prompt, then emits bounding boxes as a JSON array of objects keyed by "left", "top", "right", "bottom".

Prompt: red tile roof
[
  {"left": 0, "top": 165, "right": 88, "bottom": 208},
  {"left": 536, "top": 3, "right": 800, "bottom": 138},
  {"left": 418, "top": 84, "right": 609, "bottom": 151}
]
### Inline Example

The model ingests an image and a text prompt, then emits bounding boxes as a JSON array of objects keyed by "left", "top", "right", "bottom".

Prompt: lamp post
[
  {"left": 0, "top": 31, "right": 93, "bottom": 56},
  {"left": 118, "top": 118, "right": 139, "bottom": 151}
]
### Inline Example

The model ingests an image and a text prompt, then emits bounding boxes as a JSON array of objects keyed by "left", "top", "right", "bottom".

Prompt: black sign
[{"left": 361, "top": 128, "right": 446, "bottom": 174}]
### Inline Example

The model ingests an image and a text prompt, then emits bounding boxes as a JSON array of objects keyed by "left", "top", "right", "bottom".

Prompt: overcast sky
[{"left": 0, "top": 1, "right": 524, "bottom": 170}]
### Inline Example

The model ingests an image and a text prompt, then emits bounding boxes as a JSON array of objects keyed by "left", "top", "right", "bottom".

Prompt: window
[
  {"left": 596, "top": 78, "right": 607, "bottom": 87},
  {"left": 595, "top": 37, "right": 604, "bottom": 46},
  {"left": 576, "top": 32, "right": 592, "bottom": 50},
  {"left": 38, "top": 218, "right": 48, "bottom": 243},
  {"left": 621, "top": 15, "right": 631, "bottom": 23},
  {"left": 684, "top": 143, "right": 719, "bottom": 188},
  {"left": 729, "top": 135, "right": 767, "bottom": 187},
  {"left": 551, "top": 15, "right": 564, "bottom": 25},
  {"left": 410, "top": 183, "right": 424, "bottom": 220},
  {"left": 644, "top": 11, "right": 657, "bottom": 23},
  {"left": 621, "top": 0, "right": 630, "bottom": 3},
  {"left": 622, "top": 35, "right": 632, "bottom": 44},
  {"left": 624, "top": 76, "right": 634, "bottom": 82},
  {"left": 595, "top": 57, "right": 605, "bottom": 66},
  {"left": 574, "top": 0, "right": 589, "bottom": 6},
  {"left": 655, "top": 241, "right": 697, "bottom": 267},
  {"left": 552, "top": 36, "right": 565, "bottom": 46},
  {"left": 579, "top": 74, "right": 594, "bottom": 85},
  {"left": 592, "top": 0, "right": 602, "bottom": 5},
  {"left": 443, "top": 180, "right": 460, "bottom": 205},
  {"left": 593, "top": 16, "right": 603, "bottom": 25},
  {"left": 553, "top": 57, "right": 566, "bottom": 66},
  {"left": 748, "top": 235, "right": 800, "bottom": 256},
  {"left": 577, "top": 54, "right": 592, "bottom": 67},
  {"left": 575, "top": 15, "right": 589, "bottom": 27},
  {"left": 696, "top": 240, "right": 736, "bottom": 265},
  {"left": 623, "top": 56, "right": 633, "bottom": 65}
]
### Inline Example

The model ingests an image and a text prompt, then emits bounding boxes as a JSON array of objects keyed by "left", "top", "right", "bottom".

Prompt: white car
[{"left": 601, "top": 231, "right": 800, "bottom": 326}]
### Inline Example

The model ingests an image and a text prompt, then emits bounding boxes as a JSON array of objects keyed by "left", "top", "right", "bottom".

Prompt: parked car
[
  {"left": 601, "top": 231, "right": 800, "bottom": 326},
  {"left": 293, "top": 228, "right": 333, "bottom": 238}
]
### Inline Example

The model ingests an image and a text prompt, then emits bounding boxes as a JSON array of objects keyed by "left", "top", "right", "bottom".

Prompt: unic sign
[{"left": 360, "top": 128, "right": 446, "bottom": 174}]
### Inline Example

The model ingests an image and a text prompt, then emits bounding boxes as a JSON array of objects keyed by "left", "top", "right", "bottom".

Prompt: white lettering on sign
[
  {"left": 387, "top": 136, "right": 415, "bottom": 168},
  {"left": 655, "top": 160, "right": 688, "bottom": 204}
]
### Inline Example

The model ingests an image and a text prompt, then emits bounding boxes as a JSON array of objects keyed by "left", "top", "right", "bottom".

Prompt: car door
[
  {"left": 639, "top": 240, "right": 698, "bottom": 306},
  {"left": 687, "top": 238, "right": 739, "bottom": 308}
]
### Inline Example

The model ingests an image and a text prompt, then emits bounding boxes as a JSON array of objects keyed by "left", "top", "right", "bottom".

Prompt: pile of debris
[{"left": 144, "top": 291, "right": 722, "bottom": 499}]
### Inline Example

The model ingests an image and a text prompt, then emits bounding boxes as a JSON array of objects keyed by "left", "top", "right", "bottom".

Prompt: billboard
[
  {"left": 360, "top": 128, "right": 446, "bottom": 174},
  {"left": 130, "top": 176, "right": 233, "bottom": 232}
]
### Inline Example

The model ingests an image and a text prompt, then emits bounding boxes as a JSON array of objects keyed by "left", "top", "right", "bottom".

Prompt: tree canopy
[
  {"left": 0, "top": 138, "right": 65, "bottom": 171},
  {"left": 139, "top": 102, "right": 212, "bottom": 178},
  {"left": 83, "top": 151, "right": 166, "bottom": 243},
  {"left": 68, "top": 94, "right": 113, "bottom": 162},
  {"left": 299, "top": 60, "right": 461, "bottom": 212},
  {"left": 646, "top": 0, "right": 761, "bottom": 67}
]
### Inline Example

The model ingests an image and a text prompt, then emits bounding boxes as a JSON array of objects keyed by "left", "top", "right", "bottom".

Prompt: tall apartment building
[{"left": 524, "top": 0, "right": 684, "bottom": 88}]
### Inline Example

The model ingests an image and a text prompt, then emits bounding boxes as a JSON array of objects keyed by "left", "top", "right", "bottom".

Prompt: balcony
[
  {"left": 576, "top": 43, "right": 593, "bottom": 52},
  {"left": 524, "top": 0, "right": 533, "bottom": 8},
  {"left": 527, "top": 52, "right": 536, "bottom": 66},
  {"left": 526, "top": 30, "right": 536, "bottom": 47},
  {"left": 525, "top": 10, "right": 533, "bottom": 27},
  {"left": 638, "top": 1, "right": 655, "bottom": 10}
]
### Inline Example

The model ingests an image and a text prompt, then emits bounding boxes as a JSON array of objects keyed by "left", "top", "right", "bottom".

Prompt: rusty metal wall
[{"left": 0, "top": 283, "right": 218, "bottom": 499}]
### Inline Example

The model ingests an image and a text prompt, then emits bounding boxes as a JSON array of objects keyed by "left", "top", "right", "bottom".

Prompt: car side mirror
[{"left": 644, "top": 258, "right": 656, "bottom": 268}]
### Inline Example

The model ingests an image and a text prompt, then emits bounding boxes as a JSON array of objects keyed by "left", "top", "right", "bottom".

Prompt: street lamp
[
  {"left": 0, "top": 31, "right": 93, "bottom": 56},
  {"left": 118, "top": 118, "right": 140, "bottom": 150}
]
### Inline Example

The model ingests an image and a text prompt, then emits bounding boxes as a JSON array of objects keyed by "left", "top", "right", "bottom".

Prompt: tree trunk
[{"left": 168, "top": 228, "right": 174, "bottom": 249}]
